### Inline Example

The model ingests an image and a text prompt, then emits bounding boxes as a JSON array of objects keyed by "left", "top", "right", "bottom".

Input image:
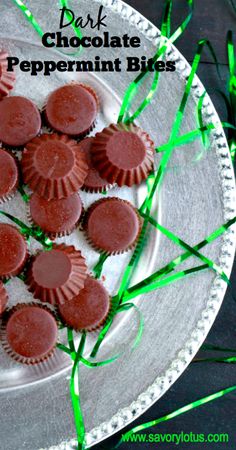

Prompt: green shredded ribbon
[
  {"left": 93, "top": 253, "right": 109, "bottom": 279},
  {"left": 195, "top": 91, "right": 210, "bottom": 160},
  {"left": 11, "top": 0, "right": 44, "bottom": 37},
  {"left": 114, "top": 385, "right": 236, "bottom": 448},
  {"left": 70, "top": 332, "right": 86, "bottom": 450},
  {"left": 91, "top": 38, "right": 220, "bottom": 358},
  {"left": 194, "top": 344, "right": 236, "bottom": 363},
  {"left": 58, "top": 303, "right": 144, "bottom": 368},
  {"left": 227, "top": 31, "right": 236, "bottom": 161},
  {"left": 140, "top": 212, "right": 230, "bottom": 284},
  {"left": 91, "top": 213, "right": 236, "bottom": 358},
  {"left": 18, "top": 185, "right": 30, "bottom": 203},
  {"left": 156, "top": 121, "right": 236, "bottom": 153},
  {"left": 118, "top": 0, "right": 194, "bottom": 124},
  {"left": 122, "top": 0, "right": 172, "bottom": 125}
]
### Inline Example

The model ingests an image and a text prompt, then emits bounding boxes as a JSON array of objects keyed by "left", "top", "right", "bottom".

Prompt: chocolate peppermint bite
[
  {"left": 29, "top": 192, "right": 83, "bottom": 238},
  {"left": 0, "top": 149, "right": 19, "bottom": 203},
  {"left": 0, "top": 282, "right": 8, "bottom": 314},
  {"left": 45, "top": 83, "right": 98, "bottom": 138},
  {"left": 84, "top": 197, "right": 142, "bottom": 255},
  {"left": 91, "top": 123, "right": 155, "bottom": 187},
  {"left": 22, "top": 133, "right": 88, "bottom": 200},
  {"left": 0, "top": 51, "right": 16, "bottom": 97},
  {"left": 58, "top": 276, "right": 110, "bottom": 332},
  {"left": 26, "top": 245, "right": 87, "bottom": 305},
  {"left": 0, "top": 96, "right": 41, "bottom": 147},
  {"left": 0, "top": 224, "right": 28, "bottom": 279},
  {"left": 79, "top": 137, "right": 113, "bottom": 193},
  {"left": 2, "top": 304, "right": 58, "bottom": 365}
]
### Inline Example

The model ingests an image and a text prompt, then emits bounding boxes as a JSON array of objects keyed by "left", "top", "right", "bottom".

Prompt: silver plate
[{"left": 0, "top": 1, "right": 236, "bottom": 449}]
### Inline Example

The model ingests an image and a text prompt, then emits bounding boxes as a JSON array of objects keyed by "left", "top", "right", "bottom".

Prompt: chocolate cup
[
  {"left": 0, "top": 224, "right": 28, "bottom": 279},
  {"left": 79, "top": 137, "right": 114, "bottom": 193},
  {"left": 0, "top": 51, "right": 16, "bottom": 97},
  {"left": 1, "top": 303, "right": 58, "bottom": 365},
  {"left": 26, "top": 244, "right": 88, "bottom": 305},
  {"left": 44, "top": 83, "right": 98, "bottom": 138},
  {"left": 91, "top": 123, "right": 155, "bottom": 187},
  {"left": 21, "top": 133, "right": 88, "bottom": 200},
  {"left": 58, "top": 276, "right": 111, "bottom": 332},
  {"left": 0, "top": 96, "right": 41, "bottom": 148},
  {"left": 83, "top": 197, "right": 142, "bottom": 255},
  {"left": 0, "top": 148, "right": 19, "bottom": 203},
  {"left": 29, "top": 192, "right": 83, "bottom": 239},
  {"left": 0, "top": 281, "right": 8, "bottom": 314}
]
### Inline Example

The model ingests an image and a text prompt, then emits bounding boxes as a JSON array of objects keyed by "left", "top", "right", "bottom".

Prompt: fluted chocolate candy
[
  {"left": 29, "top": 192, "right": 83, "bottom": 238},
  {"left": 2, "top": 304, "right": 58, "bottom": 365},
  {"left": 84, "top": 197, "right": 142, "bottom": 254},
  {"left": 26, "top": 245, "right": 87, "bottom": 305},
  {"left": 45, "top": 83, "right": 98, "bottom": 138},
  {"left": 91, "top": 123, "right": 155, "bottom": 187},
  {"left": 58, "top": 276, "right": 110, "bottom": 331},
  {"left": 22, "top": 133, "right": 88, "bottom": 200}
]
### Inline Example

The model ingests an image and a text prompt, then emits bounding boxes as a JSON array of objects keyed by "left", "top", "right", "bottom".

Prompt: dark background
[{"left": 94, "top": 1, "right": 236, "bottom": 449}]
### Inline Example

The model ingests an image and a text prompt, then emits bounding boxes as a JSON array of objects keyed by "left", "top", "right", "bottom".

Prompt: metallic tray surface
[{"left": 0, "top": 1, "right": 235, "bottom": 449}]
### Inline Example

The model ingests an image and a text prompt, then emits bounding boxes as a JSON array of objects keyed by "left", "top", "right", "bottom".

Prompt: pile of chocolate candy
[{"left": 0, "top": 51, "right": 155, "bottom": 365}]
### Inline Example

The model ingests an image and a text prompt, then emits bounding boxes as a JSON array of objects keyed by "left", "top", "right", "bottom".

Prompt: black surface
[{"left": 93, "top": 1, "right": 236, "bottom": 449}]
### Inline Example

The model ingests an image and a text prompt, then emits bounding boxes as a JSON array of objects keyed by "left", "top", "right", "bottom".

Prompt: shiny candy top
[{"left": 45, "top": 84, "right": 98, "bottom": 137}]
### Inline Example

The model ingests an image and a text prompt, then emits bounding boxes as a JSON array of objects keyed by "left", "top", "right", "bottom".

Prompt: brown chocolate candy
[
  {"left": 0, "top": 96, "right": 41, "bottom": 147},
  {"left": 26, "top": 245, "right": 87, "bottom": 305},
  {"left": 79, "top": 137, "right": 113, "bottom": 193},
  {"left": 91, "top": 123, "right": 155, "bottom": 187},
  {"left": 84, "top": 197, "right": 142, "bottom": 254},
  {"left": 0, "top": 281, "right": 8, "bottom": 314},
  {"left": 0, "top": 51, "right": 16, "bottom": 97},
  {"left": 2, "top": 304, "right": 58, "bottom": 364},
  {"left": 0, "top": 224, "right": 28, "bottom": 279},
  {"left": 22, "top": 133, "right": 88, "bottom": 200},
  {"left": 58, "top": 276, "right": 110, "bottom": 331},
  {"left": 29, "top": 192, "right": 83, "bottom": 238},
  {"left": 0, "top": 149, "right": 19, "bottom": 203},
  {"left": 45, "top": 84, "right": 98, "bottom": 138}
]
